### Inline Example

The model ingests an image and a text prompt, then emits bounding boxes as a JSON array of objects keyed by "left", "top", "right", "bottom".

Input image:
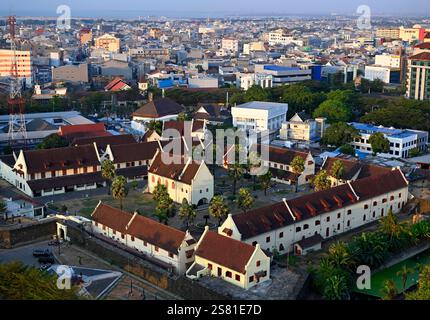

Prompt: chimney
[{"left": 148, "top": 92, "right": 153, "bottom": 102}]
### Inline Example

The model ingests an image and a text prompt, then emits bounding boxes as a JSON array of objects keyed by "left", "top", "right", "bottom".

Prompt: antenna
[{"left": 7, "top": 16, "right": 27, "bottom": 148}]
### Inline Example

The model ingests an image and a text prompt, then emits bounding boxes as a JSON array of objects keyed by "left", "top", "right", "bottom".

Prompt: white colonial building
[
  {"left": 186, "top": 227, "right": 270, "bottom": 290},
  {"left": 219, "top": 168, "right": 409, "bottom": 255},
  {"left": 91, "top": 202, "right": 196, "bottom": 274},
  {"left": 147, "top": 150, "right": 214, "bottom": 206}
]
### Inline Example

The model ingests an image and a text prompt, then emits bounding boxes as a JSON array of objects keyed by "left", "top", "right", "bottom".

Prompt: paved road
[{"left": 0, "top": 240, "right": 52, "bottom": 267}]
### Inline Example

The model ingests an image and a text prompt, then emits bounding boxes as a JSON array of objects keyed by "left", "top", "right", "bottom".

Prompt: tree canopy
[
  {"left": 313, "top": 100, "right": 352, "bottom": 123},
  {"left": 322, "top": 123, "right": 358, "bottom": 147},
  {"left": 36, "top": 134, "right": 68, "bottom": 150},
  {"left": 369, "top": 132, "right": 390, "bottom": 155}
]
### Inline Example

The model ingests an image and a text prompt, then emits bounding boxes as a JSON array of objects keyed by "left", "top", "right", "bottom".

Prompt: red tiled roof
[
  {"left": 105, "top": 77, "right": 129, "bottom": 91},
  {"left": 414, "top": 42, "right": 430, "bottom": 49},
  {"left": 409, "top": 52, "right": 430, "bottom": 61},
  {"left": 233, "top": 169, "right": 408, "bottom": 239},
  {"left": 73, "top": 134, "right": 136, "bottom": 149},
  {"left": 132, "top": 98, "right": 184, "bottom": 118},
  {"left": 148, "top": 152, "right": 201, "bottom": 185},
  {"left": 23, "top": 144, "right": 99, "bottom": 174},
  {"left": 126, "top": 214, "right": 186, "bottom": 254},
  {"left": 59, "top": 123, "right": 106, "bottom": 136},
  {"left": 91, "top": 203, "right": 134, "bottom": 234},
  {"left": 195, "top": 231, "right": 257, "bottom": 274},
  {"left": 162, "top": 120, "right": 205, "bottom": 137},
  {"left": 322, "top": 157, "right": 391, "bottom": 181},
  {"left": 110, "top": 141, "right": 160, "bottom": 164}
]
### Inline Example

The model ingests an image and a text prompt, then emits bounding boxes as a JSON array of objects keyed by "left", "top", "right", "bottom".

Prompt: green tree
[
  {"left": 312, "top": 170, "right": 331, "bottom": 191},
  {"left": 330, "top": 159, "right": 345, "bottom": 186},
  {"left": 406, "top": 265, "right": 430, "bottom": 300},
  {"left": 349, "top": 232, "right": 389, "bottom": 268},
  {"left": 259, "top": 171, "right": 273, "bottom": 196},
  {"left": 209, "top": 195, "right": 229, "bottom": 226},
  {"left": 397, "top": 265, "right": 414, "bottom": 292},
  {"left": 339, "top": 144, "right": 355, "bottom": 156},
  {"left": 177, "top": 112, "right": 190, "bottom": 122},
  {"left": 36, "top": 134, "right": 68, "bottom": 150},
  {"left": 369, "top": 132, "right": 390, "bottom": 155},
  {"left": 152, "top": 183, "right": 169, "bottom": 202},
  {"left": 154, "top": 194, "right": 174, "bottom": 225},
  {"left": 244, "top": 85, "right": 270, "bottom": 102},
  {"left": 322, "top": 123, "right": 358, "bottom": 147},
  {"left": 381, "top": 279, "right": 398, "bottom": 300},
  {"left": 409, "top": 147, "right": 420, "bottom": 158},
  {"left": 327, "top": 241, "right": 354, "bottom": 270},
  {"left": 313, "top": 100, "right": 352, "bottom": 123},
  {"left": 228, "top": 163, "right": 245, "bottom": 195},
  {"left": 0, "top": 262, "right": 79, "bottom": 300},
  {"left": 111, "top": 175, "right": 128, "bottom": 210},
  {"left": 178, "top": 198, "right": 196, "bottom": 228},
  {"left": 323, "top": 275, "right": 350, "bottom": 300},
  {"left": 291, "top": 156, "right": 305, "bottom": 192},
  {"left": 101, "top": 159, "right": 116, "bottom": 195},
  {"left": 0, "top": 199, "right": 8, "bottom": 221},
  {"left": 237, "top": 188, "right": 254, "bottom": 213},
  {"left": 147, "top": 120, "right": 163, "bottom": 135}
]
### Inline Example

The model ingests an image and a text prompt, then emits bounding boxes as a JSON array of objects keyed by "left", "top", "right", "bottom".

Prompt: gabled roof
[
  {"left": 195, "top": 231, "right": 257, "bottom": 274},
  {"left": 132, "top": 98, "right": 184, "bottom": 118},
  {"left": 22, "top": 144, "right": 99, "bottom": 174},
  {"left": 162, "top": 120, "right": 205, "bottom": 138},
  {"left": 194, "top": 104, "right": 231, "bottom": 121},
  {"left": 73, "top": 134, "right": 136, "bottom": 149},
  {"left": 126, "top": 214, "right": 186, "bottom": 254},
  {"left": 59, "top": 123, "right": 106, "bottom": 136},
  {"left": 148, "top": 152, "right": 201, "bottom": 185},
  {"left": 414, "top": 42, "right": 430, "bottom": 50},
  {"left": 91, "top": 203, "right": 134, "bottom": 234},
  {"left": 264, "top": 145, "right": 310, "bottom": 165},
  {"left": 104, "top": 77, "right": 130, "bottom": 91},
  {"left": 409, "top": 52, "right": 430, "bottom": 61},
  {"left": 232, "top": 169, "right": 408, "bottom": 239},
  {"left": 322, "top": 157, "right": 392, "bottom": 181},
  {"left": 110, "top": 141, "right": 160, "bottom": 164}
]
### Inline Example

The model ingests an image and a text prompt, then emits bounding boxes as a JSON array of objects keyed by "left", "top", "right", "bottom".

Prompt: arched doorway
[{"left": 197, "top": 198, "right": 208, "bottom": 206}]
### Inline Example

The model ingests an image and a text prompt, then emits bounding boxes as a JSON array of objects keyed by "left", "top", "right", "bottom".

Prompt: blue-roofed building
[
  {"left": 254, "top": 64, "right": 312, "bottom": 87},
  {"left": 349, "top": 122, "right": 428, "bottom": 158}
]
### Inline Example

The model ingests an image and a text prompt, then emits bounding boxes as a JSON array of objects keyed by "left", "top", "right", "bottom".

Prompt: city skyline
[{"left": 1, "top": 0, "right": 430, "bottom": 18}]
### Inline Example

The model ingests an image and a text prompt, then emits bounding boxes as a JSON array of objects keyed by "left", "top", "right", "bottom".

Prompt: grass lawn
[{"left": 354, "top": 249, "right": 430, "bottom": 298}]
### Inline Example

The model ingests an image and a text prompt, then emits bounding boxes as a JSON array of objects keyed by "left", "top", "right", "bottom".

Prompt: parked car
[
  {"left": 32, "top": 249, "right": 51, "bottom": 257},
  {"left": 38, "top": 255, "right": 55, "bottom": 264}
]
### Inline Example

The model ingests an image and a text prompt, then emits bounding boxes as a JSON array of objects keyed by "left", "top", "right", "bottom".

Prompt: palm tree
[
  {"left": 290, "top": 156, "right": 305, "bottom": 192},
  {"left": 259, "top": 171, "right": 273, "bottom": 196},
  {"left": 381, "top": 279, "right": 398, "bottom": 300},
  {"left": 312, "top": 170, "right": 331, "bottom": 191},
  {"left": 237, "top": 188, "right": 254, "bottom": 213},
  {"left": 209, "top": 195, "right": 229, "bottom": 226},
  {"left": 248, "top": 151, "right": 261, "bottom": 190},
  {"left": 330, "top": 159, "right": 345, "bottom": 186},
  {"left": 154, "top": 194, "right": 174, "bottom": 225},
  {"left": 228, "top": 163, "right": 244, "bottom": 196},
  {"left": 323, "top": 275, "right": 349, "bottom": 300},
  {"left": 327, "top": 241, "right": 354, "bottom": 270},
  {"left": 147, "top": 120, "right": 162, "bottom": 135},
  {"left": 397, "top": 265, "right": 414, "bottom": 292},
  {"left": 349, "top": 232, "right": 389, "bottom": 268},
  {"left": 379, "top": 209, "right": 403, "bottom": 243},
  {"left": 101, "top": 159, "right": 116, "bottom": 195},
  {"left": 179, "top": 199, "right": 196, "bottom": 228},
  {"left": 111, "top": 175, "right": 128, "bottom": 210}
]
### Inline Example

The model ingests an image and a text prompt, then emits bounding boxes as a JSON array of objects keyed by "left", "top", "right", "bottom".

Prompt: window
[
  {"left": 144, "top": 241, "right": 147, "bottom": 246},
  {"left": 256, "top": 260, "right": 261, "bottom": 267},
  {"left": 102, "top": 225, "right": 106, "bottom": 230},
  {"left": 131, "top": 236, "right": 135, "bottom": 242},
  {"left": 208, "top": 263, "right": 213, "bottom": 270},
  {"left": 364, "top": 204, "right": 368, "bottom": 209},
  {"left": 304, "top": 224, "right": 309, "bottom": 230},
  {"left": 172, "top": 182, "right": 175, "bottom": 189},
  {"left": 390, "top": 195, "right": 394, "bottom": 201},
  {"left": 121, "top": 234, "right": 125, "bottom": 239},
  {"left": 373, "top": 211, "right": 376, "bottom": 218},
  {"left": 326, "top": 216, "right": 330, "bottom": 222},
  {"left": 347, "top": 220, "right": 350, "bottom": 227},
  {"left": 382, "top": 198, "right": 387, "bottom": 203},
  {"left": 151, "top": 176, "right": 155, "bottom": 182},
  {"left": 347, "top": 210, "right": 352, "bottom": 215},
  {"left": 363, "top": 215, "right": 366, "bottom": 221},
  {"left": 266, "top": 236, "right": 270, "bottom": 243},
  {"left": 249, "top": 276, "right": 254, "bottom": 283},
  {"left": 279, "top": 232, "right": 284, "bottom": 238},
  {"left": 226, "top": 271, "right": 232, "bottom": 278},
  {"left": 381, "top": 208, "right": 384, "bottom": 216},
  {"left": 235, "top": 274, "right": 241, "bottom": 281},
  {"left": 373, "top": 201, "right": 377, "bottom": 206},
  {"left": 155, "top": 246, "right": 159, "bottom": 252},
  {"left": 399, "top": 193, "right": 402, "bottom": 198},
  {"left": 296, "top": 226, "right": 301, "bottom": 232},
  {"left": 252, "top": 241, "right": 258, "bottom": 246},
  {"left": 113, "top": 230, "right": 116, "bottom": 235},
  {"left": 337, "top": 213, "right": 341, "bottom": 219},
  {"left": 315, "top": 220, "right": 320, "bottom": 226},
  {"left": 169, "top": 253, "right": 174, "bottom": 258}
]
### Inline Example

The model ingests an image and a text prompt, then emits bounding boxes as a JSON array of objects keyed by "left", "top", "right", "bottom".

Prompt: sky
[{"left": 1, "top": 0, "right": 429, "bottom": 18}]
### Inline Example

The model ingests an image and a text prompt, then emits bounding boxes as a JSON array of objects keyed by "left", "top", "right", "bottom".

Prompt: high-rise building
[
  {"left": 94, "top": 33, "right": 120, "bottom": 52},
  {"left": 0, "top": 49, "right": 32, "bottom": 87},
  {"left": 406, "top": 52, "right": 430, "bottom": 101}
]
